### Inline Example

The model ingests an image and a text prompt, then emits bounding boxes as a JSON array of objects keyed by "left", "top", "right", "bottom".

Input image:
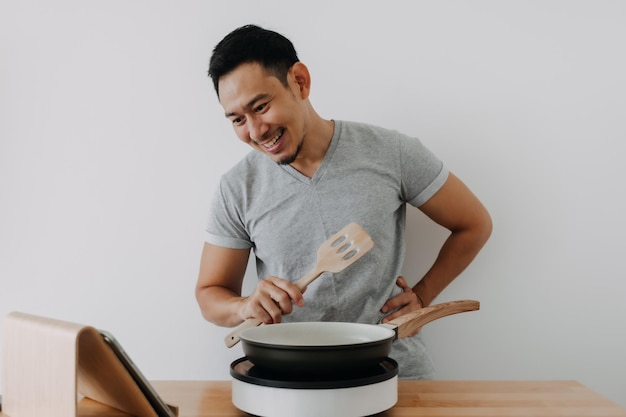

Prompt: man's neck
[{"left": 289, "top": 118, "right": 335, "bottom": 178}]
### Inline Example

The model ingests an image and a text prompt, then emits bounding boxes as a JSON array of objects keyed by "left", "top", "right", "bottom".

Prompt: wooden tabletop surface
[{"left": 2, "top": 380, "right": 624, "bottom": 417}]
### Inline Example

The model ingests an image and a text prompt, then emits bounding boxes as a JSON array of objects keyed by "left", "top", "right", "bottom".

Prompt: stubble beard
[{"left": 276, "top": 140, "right": 303, "bottom": 166}]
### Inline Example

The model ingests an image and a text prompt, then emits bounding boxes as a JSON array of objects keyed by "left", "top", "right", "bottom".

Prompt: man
[{"left": 196, "top": 24, "right": 492, "bottom": 378}]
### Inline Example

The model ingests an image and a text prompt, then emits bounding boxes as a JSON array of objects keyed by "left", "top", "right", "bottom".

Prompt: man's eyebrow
[{"left": 225, "top": 93, "right": 271, "bottom": 118}]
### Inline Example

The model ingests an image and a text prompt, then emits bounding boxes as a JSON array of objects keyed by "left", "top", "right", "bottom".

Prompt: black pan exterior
[{"left": 242, "top": 337, "right": 394, "bottom": 375}]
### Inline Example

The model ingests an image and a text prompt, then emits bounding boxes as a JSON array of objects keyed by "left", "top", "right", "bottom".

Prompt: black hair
[{"left": 208, "top": 25, "right": 300, "bottom": 96}]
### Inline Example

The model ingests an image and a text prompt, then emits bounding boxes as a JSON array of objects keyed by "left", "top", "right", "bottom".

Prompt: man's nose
[{"left": 248, "top": 117, "right": 269, "bottom": 143}]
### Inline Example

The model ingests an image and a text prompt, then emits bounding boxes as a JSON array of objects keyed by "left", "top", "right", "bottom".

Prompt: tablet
[{"left": 100, "top": 330, "right": 176, "bottom": 417}]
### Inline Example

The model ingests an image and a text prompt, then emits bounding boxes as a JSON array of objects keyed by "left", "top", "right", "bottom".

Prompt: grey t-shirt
[{"left": 205, "top": 120, "right": 448, "bottom": 378}]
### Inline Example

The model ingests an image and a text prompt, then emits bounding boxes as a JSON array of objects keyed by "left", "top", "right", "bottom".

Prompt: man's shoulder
[
  {"left": 338, "top": 119, "right": 393, "bottom": 134},
  {"left": 335, "top": 120, "right": 409, "bottom": 160},
  {"left": 222, "top": 150, "right": 271, "bottom": 179},
  {"left": 337, "top": 120, "right": 405, "bottom": 143}
]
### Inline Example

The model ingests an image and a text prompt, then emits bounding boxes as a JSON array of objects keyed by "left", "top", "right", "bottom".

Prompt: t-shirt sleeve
[
  {"left": 204, "top": 180, "right": 254, "bottom": 249},
  {"left": 398, "top": 134, "right": 449, "bottom": 207}
]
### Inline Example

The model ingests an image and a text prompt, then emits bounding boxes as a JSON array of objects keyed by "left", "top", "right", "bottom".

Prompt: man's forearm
[
  {"left": 196, "top": 286, "right": 246, "bottom": 327},
  {"left": 413, "top": 224, "right": 491, "bottom": 306}
]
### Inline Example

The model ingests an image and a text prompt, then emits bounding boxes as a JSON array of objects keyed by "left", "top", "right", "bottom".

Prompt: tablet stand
[{"left": 2, "top": 312, "right": 178, "bottom": 417}]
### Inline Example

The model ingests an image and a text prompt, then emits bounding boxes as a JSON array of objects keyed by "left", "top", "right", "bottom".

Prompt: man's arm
[
  {"left": 195, "top": 243, "right": 304, "bottom": 327},
  {"left": 381, "top": 171, "right": 492, "bottom": 321},
  {"left": 413, "top": 171, "right": 492, "bottom": 305}
]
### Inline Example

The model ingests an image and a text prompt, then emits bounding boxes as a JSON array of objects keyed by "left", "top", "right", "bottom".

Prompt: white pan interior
[{"left": 239, "top": 322, "right": 396, "bottom": 346}]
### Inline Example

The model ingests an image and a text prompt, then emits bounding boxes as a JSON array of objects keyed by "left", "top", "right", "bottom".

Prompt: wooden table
[{"left": 2, "top": 380, "right": 625, "bottom": 417}]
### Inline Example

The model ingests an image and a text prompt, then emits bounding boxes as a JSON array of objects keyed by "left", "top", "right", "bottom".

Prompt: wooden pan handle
[{"left": 386, "top": 300, "right": 480, "bottom": 339}]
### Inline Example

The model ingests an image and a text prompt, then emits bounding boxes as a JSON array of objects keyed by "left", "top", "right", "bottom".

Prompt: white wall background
[{"left": 1, "top": 0, "right": 625, "bottom": 408}]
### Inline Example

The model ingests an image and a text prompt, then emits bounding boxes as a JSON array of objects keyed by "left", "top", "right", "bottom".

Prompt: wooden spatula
[{"left": 224, "top": 223, "right": 375, "bottom": 348}]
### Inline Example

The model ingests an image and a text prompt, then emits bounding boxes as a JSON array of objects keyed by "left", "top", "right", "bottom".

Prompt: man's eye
[
  {"left": 254, "top": 103, "right": 267, "bottom": 112},
  {"left": 232, "top": 117, "right": 244, "bottom": 125}
]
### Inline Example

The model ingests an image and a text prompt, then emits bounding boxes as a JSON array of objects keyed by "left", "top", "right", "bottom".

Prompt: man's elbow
[
  {"left": 195, "top": 285, "right": 213, "bottom": 323},
  {"left": 476, "top": 208, "right": 493, "bottom": 248}
]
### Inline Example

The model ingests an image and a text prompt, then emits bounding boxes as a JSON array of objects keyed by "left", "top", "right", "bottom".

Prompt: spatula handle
[
  {"left": 224, "top": 317, "right": 263, "bottom": 348},
  {"left": 294, "top": 268, "right": 322, "bottom": 291}
]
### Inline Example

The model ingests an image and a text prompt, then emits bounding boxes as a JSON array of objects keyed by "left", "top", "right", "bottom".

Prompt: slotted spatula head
[
  {"left": 292, "top": 223, "right": 374, "bottom": 290},
  {"left": 316, "top": 222, "right": 375, "bottom": 272}
]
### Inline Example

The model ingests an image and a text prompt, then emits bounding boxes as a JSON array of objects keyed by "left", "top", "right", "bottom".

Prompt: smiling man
[
  {"left": 195, "top": 24, "right": 492, "bottom": 379},
  {"left": 220, "top": 60, "right": 332, "bottom": 176}
]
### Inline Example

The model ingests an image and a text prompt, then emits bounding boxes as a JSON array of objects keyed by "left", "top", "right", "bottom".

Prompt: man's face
[{"left": 218, "top": 62, "right": 307, "bottom": 165}]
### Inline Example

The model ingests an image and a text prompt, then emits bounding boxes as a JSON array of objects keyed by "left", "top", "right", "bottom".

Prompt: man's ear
[{"left": 290, "top": 62, "right": 311, "bottom": 99}]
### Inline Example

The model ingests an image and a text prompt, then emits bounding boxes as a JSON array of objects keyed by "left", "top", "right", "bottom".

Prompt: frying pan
[{"left": 238, "top": 299, "right": 479, "bottom": 375}]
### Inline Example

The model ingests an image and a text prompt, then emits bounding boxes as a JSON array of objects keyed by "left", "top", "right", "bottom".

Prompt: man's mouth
[{"left": 261, "top": 128, "right": 284, "bottom": 150}]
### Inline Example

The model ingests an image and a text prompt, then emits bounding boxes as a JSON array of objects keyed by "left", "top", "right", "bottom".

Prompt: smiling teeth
[{"left": 263, "top": 130, "right": 283, "bottom": 148}]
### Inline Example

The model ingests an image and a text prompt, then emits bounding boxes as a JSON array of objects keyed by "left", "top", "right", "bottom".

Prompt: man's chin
[
  {"left": 275, "top": 144, "right": 302, "bottom": 166},
  {"left": 276, "top": 153, "right": 298, "bottom": 165}
]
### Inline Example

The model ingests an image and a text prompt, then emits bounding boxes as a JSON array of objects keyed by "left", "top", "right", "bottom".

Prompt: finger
[
  {"left": 381, "top": 305, "right": 414, "bottom": 323},
  {"left": 381, "top": 294, "right": 421, "bottom": 323},
  {"left": 245, "top": 280, "right": 286, "bottom": 324},
  {"left": 270, "top": 290, "right": 295, "bottom": 316},
  {"left": 263, "top": 278, "right": 305, "bottom": 320},
  {"left": 396, "top": 276, "right": 411, "bottom": 292},
  {"left": 240, "top": 297, "right": 272, "bottom": 324},
  {"left": 271, "top": 277, "right": 305, "bottom": 307},
  {"left": 383, "top": 276, "right": 414, "bottom": 309},
  {"left": 259, "top": 296, "right": 284, "bottom": 324},
  {"left": 380, "top": 291, "right": 413, "bottom": 314},
  {"left": 394, "top": 276, "right": 421, "bottom": 307},
  {"left": 264, "top": 291, "right": 293, "bottom": 322}
]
